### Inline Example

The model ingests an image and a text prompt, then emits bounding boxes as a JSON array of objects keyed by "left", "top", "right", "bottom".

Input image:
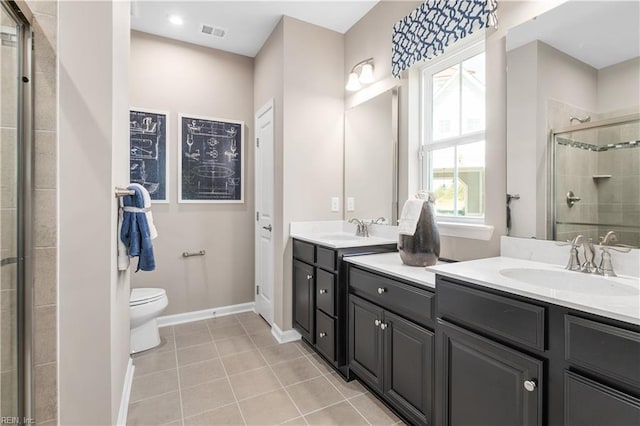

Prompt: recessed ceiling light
[{"left": 169, "top": 15, "right": 183, "bottom": 26}]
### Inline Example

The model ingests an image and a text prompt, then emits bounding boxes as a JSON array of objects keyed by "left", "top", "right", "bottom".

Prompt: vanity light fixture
[
  {"left": 169, "top": 15, "right": 184, "bottom": 26},
  {"left": 346, "top": 58, "right": 375, "bottom": 91}
]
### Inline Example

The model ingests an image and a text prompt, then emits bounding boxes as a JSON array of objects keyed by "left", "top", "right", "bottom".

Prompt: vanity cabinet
[
  {"left": 348, "top": 266, "right": 435, "bottom": 426},
  {"left": 292, "top": 239, "right": 395, "bottom": 378}
]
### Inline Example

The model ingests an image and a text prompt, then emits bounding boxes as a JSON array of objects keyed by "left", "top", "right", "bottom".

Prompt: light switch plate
[
  {"left": 331, "top": 197, "right": 340, "bottom": 212},
  {"left": 347, "top": 197, "right": 355, "bottom": 212}
]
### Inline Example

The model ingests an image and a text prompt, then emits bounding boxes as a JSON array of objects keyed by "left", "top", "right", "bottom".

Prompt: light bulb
[
  {"left": 345, "top": 72, "right": 361, "bottom": 91},
  {"left": 359, "top": 63, "right": 374, "bottom": 84}
]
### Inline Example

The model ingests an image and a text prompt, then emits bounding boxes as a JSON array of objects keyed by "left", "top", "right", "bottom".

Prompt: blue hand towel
[{"left": 120, "top": 185, "right": 156, "bottom": 272}]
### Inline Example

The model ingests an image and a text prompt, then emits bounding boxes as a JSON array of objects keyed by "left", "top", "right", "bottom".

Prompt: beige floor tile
[
  {"left": 177, "top": 342, "right": 219, "bottom": 367},
  {"left": 221, "top": 349, "right": 266, "bottom": 376},
  {"left": 238, "top": 389, "right": 300, "bottom": 425},
  {"left": 281, "top": 416, "right": 307, "bottom": 425},
  {"left": 307, "top": 354, "right": 333, "bottom": 375},
  {"left": 158, "top": 326, "right": 173, "bottom": 338},
  {"left": 215, "top": 335, "right": 256, "bottom": 357},
  {"left": 294, "top": 340, "right": 315, "bottom": 355},
  {"left": 133, "top": 350, "right": 177, "bottom": 377},
  {"left": 286, "top": 376, "right": 344, "bottom": 415},
  {"left": 304, "top": 401, "right": 368, "bottom": 426},
  {"left": 271, "top": 356, "right": 322, "bottom": 386},
  {"left": 127, "top": 391, "right": 181, "bottom": 426},
  {"left": 210, "top": 323, "right": 247, "bottom": 340},
  {"left": 181, "top": 377, "right": 236, "bottom": 418},
  {"left": 207, "top": 314, "right": 241, "bottom": 329},
  {"left": 130, "top": 369, "right": 179, "bottom": 403},
  {"left": 174, "top": 320, "right": 209, "bottom": 336},
  {"left": 247, "top": 330, "right": 279, "bottom": 348},
  {"left": 259, "top": 342, "right": 305, "bottom": 365},
  {"left": 179, "top": 358, "right": 226, "bottom": 388},
  {"left": 240, "top": 316, "right": 271, "bottom": 334},
  {"left": 350, "top": 393, "right": 400, "bottom": 425},
  {"left": 175, "top": 330, "right": 213, "bottom": 349},
  {"left": 234, "top": 311, "right": 260, "bottom": 322},
  {"left": 325, "top": 373, "right": 367, "bottom": 399},
  {"left": 229, "top": 366, "right": 282, "bottom": 400},
  {"left": 183, "top": 403, "right": 244, "bottom": 426}
]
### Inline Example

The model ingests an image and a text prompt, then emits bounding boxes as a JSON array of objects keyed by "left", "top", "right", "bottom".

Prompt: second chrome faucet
[{"left": 562, "top": 231, "right": 632, "bottom": 277}]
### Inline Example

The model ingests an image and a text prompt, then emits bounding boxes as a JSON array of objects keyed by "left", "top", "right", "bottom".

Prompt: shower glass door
[{"left": 1, "top": 1, "right": 23, "bottom": 418}]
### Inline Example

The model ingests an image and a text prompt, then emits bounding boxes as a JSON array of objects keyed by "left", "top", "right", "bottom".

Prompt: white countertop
[
  {"left": 290, "top": 221, "right": 398, "bottom": 249},
  {"left": 345, "top": 252, "right": 438, "bottom": 289},
  {"left": 427, "top": 257, "right": 640, "bottom": 325}
]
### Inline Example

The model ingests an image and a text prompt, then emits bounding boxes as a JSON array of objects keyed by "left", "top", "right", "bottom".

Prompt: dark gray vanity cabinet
[
  {"left": 348, "top": 266, "right": 435, "bottom": 426},
  {"left": 292, "top": 239, "right": 396, "bottom": 378},
  {"left": 435, "top": 275, "right": 640, "bottom": 426}
]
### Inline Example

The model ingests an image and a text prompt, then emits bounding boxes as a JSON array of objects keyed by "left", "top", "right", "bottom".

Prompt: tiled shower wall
[{"left": 27, "top": 1, "right": 58, "bottom": 424}]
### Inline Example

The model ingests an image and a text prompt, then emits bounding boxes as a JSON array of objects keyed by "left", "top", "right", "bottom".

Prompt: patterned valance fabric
[{"left": 392, "top": 0, "right": 498, "bottom": 78}]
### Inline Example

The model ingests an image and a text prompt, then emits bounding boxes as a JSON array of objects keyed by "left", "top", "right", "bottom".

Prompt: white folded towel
[
  {"left": 128, "top": 183, "right": 158, "bottom": 240},
  {"left": 398, "top": 199, "right": 424, "bottom": 236}
]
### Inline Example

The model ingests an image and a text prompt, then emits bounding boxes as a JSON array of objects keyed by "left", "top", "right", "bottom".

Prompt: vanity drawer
[
  {"left": 293, "top": 240, "right": 315, "bottom": 264},
  {"left": 317, "top": 247, "right": 336, "bottom": 271},
  {"left": 350, "top": 267, "right": 434, "bottom": 328},
  {"left": 565, "top": 315, "right": 640, "bottom": 389},
  {"left": 437, "top": 278, "right": 546, "bottom": 351},
  {"left": 316, "top": 310, "right": 336, "bottom": 362},
  {"left": 316, "top": 269, "right": 335, "bottom": 316}
]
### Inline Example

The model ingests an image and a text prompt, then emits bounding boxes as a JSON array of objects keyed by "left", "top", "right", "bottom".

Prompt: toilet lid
[{"left": 130, "top": 288, "right": 166, "bottom": 306}]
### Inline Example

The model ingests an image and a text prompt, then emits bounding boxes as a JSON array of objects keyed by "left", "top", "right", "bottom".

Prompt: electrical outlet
[
  {"left": 331, "top": 197, "right": 340, "bottom": 212},
  {"left": 347, "top": 197, "right": 355, "bottom": 212}
]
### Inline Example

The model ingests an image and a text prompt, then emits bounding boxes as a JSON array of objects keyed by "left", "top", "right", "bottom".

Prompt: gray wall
[
  {"left": 58, "top": 1, "right": 130, "bottom": 424},
  {"left": 129, "top": 31, "right": 255, "bottom": 316}
]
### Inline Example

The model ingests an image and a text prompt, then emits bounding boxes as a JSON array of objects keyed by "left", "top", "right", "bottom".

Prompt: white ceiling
[
  {"left": 506, "top": 1, "right": 640, "bottom": 70},
  {"left": 131, "top": 1, "right": 379, "bottom": 57}
]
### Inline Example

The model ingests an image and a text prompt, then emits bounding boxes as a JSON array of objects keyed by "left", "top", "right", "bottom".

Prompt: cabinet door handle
[
  {"left": 380, "top": 323, "right": 387, "bottom": 330},
  {"left": 377, "top": 287, "right": 386, "bottom": 294},
  {"left": 319, "top": 289, "right": 327, "bottom": 294},
  {"left": 306, "top": 274, "right": 312, "bottom": 280},
  {"left": 319, "top": 332, "right": 327, "bottom": 338},
  {"left": 374, "top": 319, "right": 381, "bottom": 327},
  {"left": 523, "top": 380, "right": 537, "bottom": 392}
]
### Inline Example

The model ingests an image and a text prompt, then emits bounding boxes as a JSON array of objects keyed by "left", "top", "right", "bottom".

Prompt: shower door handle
[{"left": 0, "top": 257, "right": 18, "bottom": 267}]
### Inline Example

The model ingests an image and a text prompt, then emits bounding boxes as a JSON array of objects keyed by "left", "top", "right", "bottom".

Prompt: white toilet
[{"left": 130, "top": 288, "right": 168, "bottom": 354}]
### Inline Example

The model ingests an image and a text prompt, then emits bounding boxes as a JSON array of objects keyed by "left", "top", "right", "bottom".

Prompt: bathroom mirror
[
  {"left": 344, "top": 87, "right": 399, "bottom": 224},
  {"left": 506, "top": 0, "right": 640, "bottom": 245}
]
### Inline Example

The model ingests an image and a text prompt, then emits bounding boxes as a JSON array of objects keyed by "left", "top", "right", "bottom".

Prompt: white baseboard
[
  {"left": 271, "top": 323, "right": 301, "bottom": 344},
  {"left": 117, "top": 357, "right": 135, "bottom": 426},
  {"left": 158, "top": 302, "right": 255, "bottom": 328}
]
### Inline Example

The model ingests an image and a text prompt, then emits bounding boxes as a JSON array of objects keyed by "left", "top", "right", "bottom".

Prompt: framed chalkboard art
[
  {"left": 178, "top": 114, "right": 245, "bottom": 203},
  {"left": 129, "top": 108, "right": 169, "bottom": 203}
]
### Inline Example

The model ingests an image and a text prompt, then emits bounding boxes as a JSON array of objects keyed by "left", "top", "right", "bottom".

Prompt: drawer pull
[
  {"left": 374, "top": 319, "right": 381, "bottom": 327},
  {"left": 306, "top": 274, "right": 312, "bottom": 280},
  {"left": 377, "top": 287, "right": 386, "bottom": 294},
  {"left": 319, "top": 289, "right": 327, "bottom": 294},
  {"left": 380, "top": 323, "right": 388, "bottom": 330},
  {"left": 319, "top": 332, "right": 327, "bottom": 338},
  {"left": 524, "top": 380, "right": 537, "bottom": 392}
]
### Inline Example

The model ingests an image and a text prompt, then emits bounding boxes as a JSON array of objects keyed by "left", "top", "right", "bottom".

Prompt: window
[{"left": 421, "top": 42, "right": 485, "bottom": 220}]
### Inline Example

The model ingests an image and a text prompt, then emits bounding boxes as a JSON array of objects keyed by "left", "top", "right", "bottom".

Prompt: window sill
[{"left": 436, "top": 221, "right": 495, "bottom": 241}]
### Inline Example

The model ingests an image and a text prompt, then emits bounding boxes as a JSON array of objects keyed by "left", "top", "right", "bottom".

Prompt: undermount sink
[
  {"left": 499, "top": 268, "right": 640, "bottom": 296},
  {"left": 317, "top": 233, "right": 365, "bottom": 241}
]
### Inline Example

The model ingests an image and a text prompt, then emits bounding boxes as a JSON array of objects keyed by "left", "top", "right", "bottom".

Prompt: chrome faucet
[
  {"left": 598, "top": 231, "right": 632, "bottom": 277},
  {"left": 562, "top": 235, "right": 584, "bottom": 271},
  {"left": 349, "top": 218, "right": 368, "bottom": 237},
  {"left": 560, "top": 235, "right": 597, "bottom": 273}
]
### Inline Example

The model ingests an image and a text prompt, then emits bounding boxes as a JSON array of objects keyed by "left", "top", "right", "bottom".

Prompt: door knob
[
  {"left": 262, "top": 224, "right": 272, "bottom": 231},
  {"left": 377, "top": 288, "right": 386, "bottom": 294},
  {"left": 524, "top": 380, "right": 537, "bottom": 392},
  {"left": 319, "top": 289, "right": 327, "bottom": 294},
  {"left": 306, "top": 274, "right": 312, "bottom": 280},
  {"left": 374, "top": 319, "right": 381, "bottom": 327},
  {"left": 319, "top": 332, "right": 327, "bottom": 338},
  {"left": 380, "top": 323, "right": 388, "bottom": 330}
]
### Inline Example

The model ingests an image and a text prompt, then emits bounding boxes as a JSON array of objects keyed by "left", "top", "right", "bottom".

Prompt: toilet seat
[{"left": 130, "top": 288, "right": 166, "bottom": 307}]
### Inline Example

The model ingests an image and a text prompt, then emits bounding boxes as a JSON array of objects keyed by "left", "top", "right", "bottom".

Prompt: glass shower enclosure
[
  {"left": 1, "top": 0, "right": 32, "bottom": 421},
  {"left": 552, "top": 114, "right": 640, "bottom": 247}
]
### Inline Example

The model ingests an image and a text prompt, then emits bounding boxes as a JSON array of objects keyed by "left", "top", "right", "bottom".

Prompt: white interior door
[{"left": 255, "top": 99, "right": 275, "bottom": 324}]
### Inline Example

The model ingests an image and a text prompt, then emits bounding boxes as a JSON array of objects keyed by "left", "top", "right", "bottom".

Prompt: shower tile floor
[{"left": 127, "top": 312, "right": 403, "bottom": 426}]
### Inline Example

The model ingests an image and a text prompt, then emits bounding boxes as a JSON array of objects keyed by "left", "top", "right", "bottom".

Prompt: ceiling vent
[{"left": 201, "top": 24, "right": 227, "bottom": 38}]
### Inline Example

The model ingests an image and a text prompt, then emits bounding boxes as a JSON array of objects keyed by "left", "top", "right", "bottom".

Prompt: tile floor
[{"left": 127, "top": 312, "right": 403, "bottom": 426}]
